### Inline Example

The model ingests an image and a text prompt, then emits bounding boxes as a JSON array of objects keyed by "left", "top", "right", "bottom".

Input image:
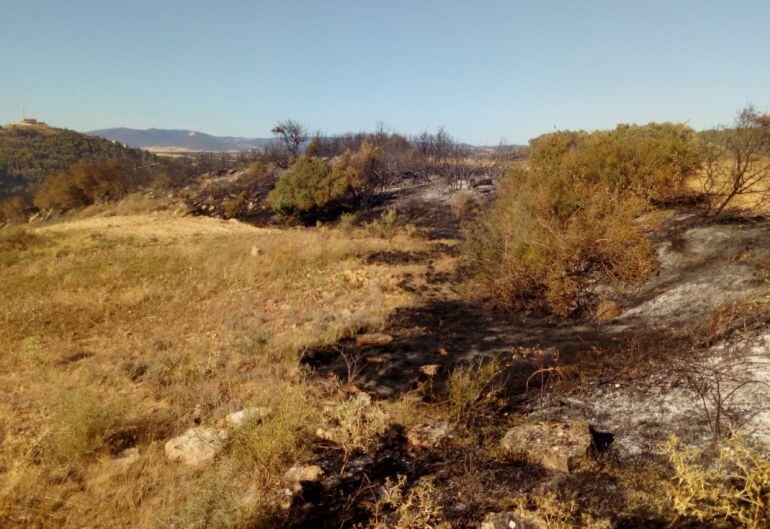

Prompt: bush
[
  {"left": 268, "top": 156, "right": 333, "bottom": 223},
  {"left": 0, "top": 194, "right": 31, "bottom": 224},
  {"left": 48, "top": 385, "right": 126, "bottom": 464},
  {"left": 366, "top": 208, "right": 399, "bottom": 239},
  {"left": 530, "top": 123, "right": 701, "bottom": 203},
  {"left": 664, "top": 435, "right": 770, "bottom": 529},
  {"left": 448, "top": 358, "right": 500, "bottom": 421},
  {"left": 33, "top": 159, "right": 144, "bottom": 211},
  {"left": 268, "top": 141, "right": 387, "bottom": 224},
  {"left": 463, "top": 122, "right": 696, "bottom": 314}
]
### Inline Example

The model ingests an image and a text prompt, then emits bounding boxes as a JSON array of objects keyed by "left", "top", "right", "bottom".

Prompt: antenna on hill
[{"left": 22, "top": 106, "right": 26, "bottom": 120}]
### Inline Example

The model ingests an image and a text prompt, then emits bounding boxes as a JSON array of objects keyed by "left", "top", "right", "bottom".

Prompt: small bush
[
  {"left": 268, "top": 142, "right": 385, "bottom": 224},
  {"left": 0, "top": 194, "right": 31, "bottom": 224},
  {"left": 337, "top": 212, "right": 358, "bottom": 232},
  {"left": 664, "top": 435, "right": 770, "bottom": 529},
  {"left": 366, "top": 208, "right": 399, "bottom": 239},
  {"left": 452, "top": 190, "right": 482, "bottom": 219},
  {"left": 267, "top": 156, "right": 335, "bottom": 223},
  {"left": 448, "top": 358, "right": 500, "bottom": 421},
  {"left": 48, "top": 385, "right": 126, "bottom": 464},
  {"left": 369, "top": 475, "right": 449, "bottom": 529}
]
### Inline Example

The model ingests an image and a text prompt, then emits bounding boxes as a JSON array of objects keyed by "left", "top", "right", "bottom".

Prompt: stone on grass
[
  {"left": 356, "top": 333, "right": 394, "bottom": 347},
  {"left": 112, "top": 447, "right": 141, "bottom": 468},
  {"left": 407, "top": 421, "right": 454, "bottom": 449},
  {"left": 164, "top": 427, "right": 227, "bottom": 466},
  {"left": 419, "top": 364, "right": 440, "bottom": 377},
  {"left": 500, "top": 421, "right": 592, "bottom": 473},
  {"left": 480, "top": 511, "right": 547, "bottom": 529},
  {"left": 224, "top": 407, "right": 269, "bottom": 428},
  {"left": 284, "top": 464, "right": 324, "bottom": 485}
]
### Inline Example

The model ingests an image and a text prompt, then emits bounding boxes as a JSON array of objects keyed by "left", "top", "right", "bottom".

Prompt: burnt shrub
[
  {"left": 463, "top": 123, "right": 699, "bottom": 315},
  {"left": 33, "top": 159, "right": 146, "bottom": 211}
]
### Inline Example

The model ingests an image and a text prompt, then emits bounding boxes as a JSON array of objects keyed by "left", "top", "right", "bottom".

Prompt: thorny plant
[{"left": 671, "top": 340, "right": 770, "bottom": 440}]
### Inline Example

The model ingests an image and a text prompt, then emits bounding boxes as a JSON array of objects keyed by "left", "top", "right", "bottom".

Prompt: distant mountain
[
  {"left": 0, "top": 121, "right": 151, "bottom": 197},
  {"left": 88, "top": 128, "right": 273, "bottom": 152}
]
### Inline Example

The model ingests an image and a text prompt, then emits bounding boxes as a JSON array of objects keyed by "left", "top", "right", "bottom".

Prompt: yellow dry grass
[{"left": 0, "top": 212, "right": 431, "bottom": 528}]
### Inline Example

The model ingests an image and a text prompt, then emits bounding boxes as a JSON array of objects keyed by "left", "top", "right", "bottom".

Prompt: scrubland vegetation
[{"left": 2, "top": 107, "right": 770, "bottom": 529}]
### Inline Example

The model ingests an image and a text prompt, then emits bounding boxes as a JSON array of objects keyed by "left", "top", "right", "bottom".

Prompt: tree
[
  {"left": 702, "top": 106, "right": 770, "bottom": 216},
  {"left": 271, "top": 119, "right": 308, "bottom": 157}
]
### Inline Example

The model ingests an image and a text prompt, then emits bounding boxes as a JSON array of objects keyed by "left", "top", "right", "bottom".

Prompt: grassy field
[{"left": 0, "top": 211, "right": 434, "bottom": 528}]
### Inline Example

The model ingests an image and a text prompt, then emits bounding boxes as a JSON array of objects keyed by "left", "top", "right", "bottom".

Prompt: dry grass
[{"left": 0, "top": 212, "right": 429, "bottom": 528}]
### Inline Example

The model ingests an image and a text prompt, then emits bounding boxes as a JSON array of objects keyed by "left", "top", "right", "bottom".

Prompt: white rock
[
  {"left": 164, "top": 427, "right": 227, "bottom": 466},
  {"left": 225, "top": 407, "right": 269, "bottom": 428}
]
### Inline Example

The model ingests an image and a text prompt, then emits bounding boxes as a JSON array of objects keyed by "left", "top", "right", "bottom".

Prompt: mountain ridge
[{"left": 88, "top": 127, "right": 273, "bottom": 152}]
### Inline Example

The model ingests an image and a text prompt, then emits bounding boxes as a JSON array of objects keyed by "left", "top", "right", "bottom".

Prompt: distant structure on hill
[{"left": 17, "top": 117, "right": 47, "bottom": 126}]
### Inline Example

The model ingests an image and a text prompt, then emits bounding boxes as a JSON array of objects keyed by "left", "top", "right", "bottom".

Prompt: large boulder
[
  {"left": 500, "top": 421, "right": 592, "bottom": 473},
  {"left": 164, "top": 427, "right": 227, "bottom": 466}
]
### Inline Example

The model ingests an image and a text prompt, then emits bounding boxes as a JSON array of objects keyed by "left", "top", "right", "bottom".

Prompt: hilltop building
[{"left": 17, "top": 117, "right": 46, "bottom": 126}]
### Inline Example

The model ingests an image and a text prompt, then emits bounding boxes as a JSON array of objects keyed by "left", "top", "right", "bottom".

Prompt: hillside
[
  {"left": 0, "top": 122, "right": 151, "bottom": 197},
  {"left": 89, "top": 127, "right": 273, "bottom": 152}
]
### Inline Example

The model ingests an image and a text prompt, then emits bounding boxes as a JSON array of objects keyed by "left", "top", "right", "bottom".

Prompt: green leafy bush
[{"left": 268, "top": 142, "right": 384, "bottom": 223}]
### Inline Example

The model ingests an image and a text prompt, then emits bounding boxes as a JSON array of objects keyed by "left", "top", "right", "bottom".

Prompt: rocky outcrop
[{"left": 500, "top": 421, "right": 593, "bottom": 473}]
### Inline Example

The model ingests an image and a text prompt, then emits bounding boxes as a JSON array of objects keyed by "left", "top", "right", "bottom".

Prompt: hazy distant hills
[{"left": 88, "top": 128, "right": 273, "bottom": 152}]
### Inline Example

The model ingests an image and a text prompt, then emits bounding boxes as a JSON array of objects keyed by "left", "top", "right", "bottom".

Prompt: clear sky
[{"left": 1, "top": 0, "right": 768, "bottom": 145}]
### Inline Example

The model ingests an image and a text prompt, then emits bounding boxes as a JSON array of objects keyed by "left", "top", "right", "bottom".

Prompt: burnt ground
[{"left": 285, "top": 186, "right": 770, "bottom": 528}]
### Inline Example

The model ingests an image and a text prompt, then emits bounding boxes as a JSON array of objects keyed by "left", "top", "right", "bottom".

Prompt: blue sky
[{"left": 1, "top": 0, "right": 768, "bottom": 144}]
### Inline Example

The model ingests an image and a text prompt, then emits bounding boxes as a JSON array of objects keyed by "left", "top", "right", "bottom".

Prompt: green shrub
[
  {"left": 267, "top": 156, "right": 334, "bottom": 223},
  {"left": 268, "top": 142, "right": 384, "bottom": 224},
  {"left": 366, "top": 208, "right": 399, "bottom": 239},
  {"left": 448, "top": 358, "right": 500, "bottom": 421}
]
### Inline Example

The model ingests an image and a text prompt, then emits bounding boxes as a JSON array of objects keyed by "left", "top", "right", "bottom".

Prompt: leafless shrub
[
  {"left": 701, "top": 105, "right": 770, "bottom": 216},
  {"left": 671, "top": 340, "right": 770, "bottom": 439}
]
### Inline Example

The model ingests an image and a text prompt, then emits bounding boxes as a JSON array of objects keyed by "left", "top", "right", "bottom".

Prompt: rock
[
  {"left": 500, "top": 421, "right": 592, "bottom": 473},
  {"left": 284, "top": 463, "right": 324, "bottom": 494},
  {"left": 284, "top": 464, "right": 324, "bottom": 485},
  {"left": 111, "top": 447, "right": 140, "bottom": 468},
  {"left": 407, "top": 421, "right": 454, "bottom": 449},
  {"left": 164, "top": 427, "right": 227, "bottom": 466},
  {"left": 250, "top": 245, "right": 262, "bottom": 257},
  {"left": 354, "top": 391, "right": 373, "bottom": 406},
  {"left": 595, "top": 299, "right": 622, "bottom": 321},
  {"left": 480, "top": 511, "right": 547, "bottom": 529},
  {"left": 224, "top": 407, "right": 269, "bottom": 428},
  {"left": 315, "top": 426, "right": 340, "bottom": 443},
  {"left": 356, "top": 333, "right": 394, "bottom": 347},
  {"left": 419, "top": 364, "right": 440, "bottom": 377}
]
